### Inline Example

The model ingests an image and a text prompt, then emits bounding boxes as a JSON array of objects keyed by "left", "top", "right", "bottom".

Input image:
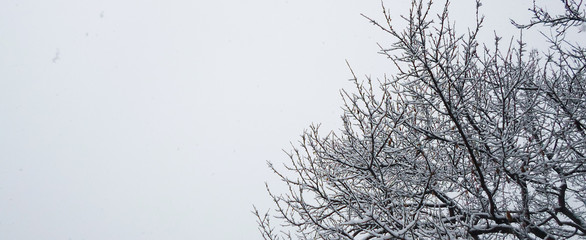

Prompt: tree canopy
[{"left": 255, "top": 0, "right": 586, "bottom": 239}]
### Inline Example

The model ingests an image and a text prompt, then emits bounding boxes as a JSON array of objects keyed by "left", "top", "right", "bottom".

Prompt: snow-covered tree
[{"left": 255, "top": 0, "right": 586, "bottom": 239}]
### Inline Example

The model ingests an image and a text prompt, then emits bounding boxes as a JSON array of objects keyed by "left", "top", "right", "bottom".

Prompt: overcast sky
[{"left": 0, "top": 0, "right": 572, "bottom": 239}]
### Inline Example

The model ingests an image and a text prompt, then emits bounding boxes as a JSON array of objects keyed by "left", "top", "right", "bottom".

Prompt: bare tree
[
  {"left": 255, "top": 0, "right": 586, "bottom": 239},
  {"left": 512, "top": 0, "right": 586, "bottom": 31}
]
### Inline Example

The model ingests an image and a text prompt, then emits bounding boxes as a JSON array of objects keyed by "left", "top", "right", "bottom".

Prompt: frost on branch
[{"left": 255, "top": 0, "right": 586, "bottom": 239}]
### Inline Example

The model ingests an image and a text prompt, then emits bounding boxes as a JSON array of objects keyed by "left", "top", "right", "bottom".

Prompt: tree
[{"left": 255, "top": 0, "right": 586, "bottom": 239}]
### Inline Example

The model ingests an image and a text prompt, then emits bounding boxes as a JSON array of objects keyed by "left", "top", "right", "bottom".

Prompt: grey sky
[{"left": 0, "top": 0, "right": 567, "bottom": 239}]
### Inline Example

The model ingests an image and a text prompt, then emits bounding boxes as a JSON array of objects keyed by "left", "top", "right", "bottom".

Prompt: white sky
[{"left": 0, "top": 0, "right": 573, "bottom": 239}]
